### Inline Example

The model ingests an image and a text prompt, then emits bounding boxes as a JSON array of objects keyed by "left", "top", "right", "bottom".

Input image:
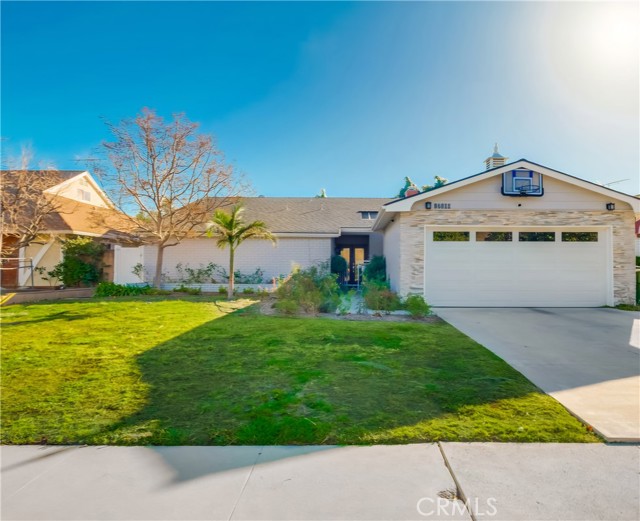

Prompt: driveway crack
[{"left": 437, "top": 442, "right": 476, "bottom": 521}]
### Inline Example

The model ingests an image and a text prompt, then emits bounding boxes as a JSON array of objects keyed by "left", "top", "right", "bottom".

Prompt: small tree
[
  {"left": 98, "top": 108, "right": 247, "bottom": 287},
  {"left": 207, "top": 204, "right": 276, "bottom": 298}
]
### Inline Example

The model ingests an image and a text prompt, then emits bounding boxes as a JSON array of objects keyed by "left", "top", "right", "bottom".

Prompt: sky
[{"left": 2, "top": 1, "right": 639, "bottom": 197}]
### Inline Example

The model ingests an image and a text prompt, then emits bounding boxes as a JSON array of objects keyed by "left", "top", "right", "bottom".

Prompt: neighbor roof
[{"left": 203, "top": 197, "right": 391, "bottom": 235}]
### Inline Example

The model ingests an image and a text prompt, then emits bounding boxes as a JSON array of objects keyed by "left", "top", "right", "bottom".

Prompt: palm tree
[{"left": 207, "top": 204, "right": 276, "bottom": 299}]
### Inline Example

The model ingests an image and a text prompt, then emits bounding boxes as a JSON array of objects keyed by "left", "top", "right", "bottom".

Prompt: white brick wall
[{"left": 142, "top": 237, "right": 332, "bottom": 283}]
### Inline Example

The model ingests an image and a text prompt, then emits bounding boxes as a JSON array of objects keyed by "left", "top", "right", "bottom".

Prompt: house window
[
  {"left": 519, "top": 232, "right": 555, "bottom": 242},
  {"left": 360, "top": 211, "right": 379, "bottom": 220},
  {"left": 476, "top": 231, "right": 513, "bottom": 242},
  {"left": 562, "top": 232, "right": 598, "bottom": 242},
  {"left": 433, "top": 231, "right": 469, "bottom": 242},
  {"left": 77, "top": 188, "right": 91, "bottom": 201}
]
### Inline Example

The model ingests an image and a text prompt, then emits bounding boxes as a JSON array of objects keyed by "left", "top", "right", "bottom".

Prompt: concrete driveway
[{"left": 434, "top": 308, "right": 640, "bottom": 442}]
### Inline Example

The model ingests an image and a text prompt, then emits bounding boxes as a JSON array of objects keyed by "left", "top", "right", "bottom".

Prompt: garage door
[{"left": 424, "top": 229, "right": 610, "bottom": 307}]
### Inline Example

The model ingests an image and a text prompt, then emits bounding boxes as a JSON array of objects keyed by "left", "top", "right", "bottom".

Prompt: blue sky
[{"left": 2, "top": 1, "right": 638, "bottom": 197}]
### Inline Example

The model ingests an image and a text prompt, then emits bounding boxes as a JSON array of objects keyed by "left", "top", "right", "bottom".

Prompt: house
[
  {"left": 115, "top": 197, "right": 389, "bottom": 286},
  {"left": 0, "top": 170, "right": 132, "bottom": 288},
  {"left": 373, "top": 153, "right": 639, "bottom": 307}
]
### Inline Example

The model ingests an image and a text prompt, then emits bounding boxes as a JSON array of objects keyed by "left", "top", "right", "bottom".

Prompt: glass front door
[{"left": 340, "top": 246, "right": 366, "bottom": 285}]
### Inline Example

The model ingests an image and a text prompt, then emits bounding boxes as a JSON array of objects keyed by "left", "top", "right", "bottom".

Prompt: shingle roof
[{"left": 205, "top": 197, "right": 391, "bottom": 234}]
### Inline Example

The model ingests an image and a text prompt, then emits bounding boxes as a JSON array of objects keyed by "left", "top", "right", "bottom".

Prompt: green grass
[
  {"left": 1, "top": 297, "right": 599, "bottom": 445},
  {"left": 615, "top": 303, "right": 640, "bottom": 312}
]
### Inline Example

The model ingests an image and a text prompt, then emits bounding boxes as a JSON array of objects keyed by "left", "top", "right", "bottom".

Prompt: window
[
  {"left": 360, "top": 211, "right": 379, "bottom": 220},
  {"left": 519, "top": 232, "right": 555, "bottom": 242},
  {"left": 476, "top": 231, "right": 512, "bottom": 242},
  {"left": 433, "top": 231, "right": 469, "bottom": 242},
  {"left": 562, "top": 232, "right": 598, "bottom": 242},
  {"left": 77, "top": 188, "right": 91, "bottom": 201}
]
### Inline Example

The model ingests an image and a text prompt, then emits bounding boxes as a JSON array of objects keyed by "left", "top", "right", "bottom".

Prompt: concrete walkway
[
  {"left": 434, "top": 308, "right": 640, "bottom": 442},
  {"left": 1, "top": 444, "right": 639, "bottom": 520}
]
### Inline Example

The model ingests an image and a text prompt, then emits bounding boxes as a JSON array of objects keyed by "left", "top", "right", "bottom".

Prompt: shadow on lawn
[{"left": 96, "top": 304, "right": 607, "bottom": 482}]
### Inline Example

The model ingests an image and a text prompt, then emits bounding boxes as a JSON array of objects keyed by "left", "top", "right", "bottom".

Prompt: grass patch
[
  {"left": 1, "top": 297, "right": 599, "bottom": 445},
  {"left": 614, "top": 304, "right": 640, "bottom": 312}
]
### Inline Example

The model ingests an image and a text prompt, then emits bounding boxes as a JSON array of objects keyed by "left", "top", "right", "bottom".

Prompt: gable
[
  {"left": 45, "top": 172, "right": 112, "bottom": 208},
  {"left": 409, "top": 174, "right": 623, "bottom": 212}
]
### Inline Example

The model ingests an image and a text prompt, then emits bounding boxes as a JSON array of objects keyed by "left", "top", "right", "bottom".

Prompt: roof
[
  {"left": 202, "top": 197, "right": 391, "bottom": 235},
  {"left": 41, "top": 195, "right": 137, "bottom": 239}
]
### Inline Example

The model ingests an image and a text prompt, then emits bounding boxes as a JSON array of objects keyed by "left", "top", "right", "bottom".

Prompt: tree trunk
[
  {"left": 228, "top": 247, "right": 235, "bottom": 299},
  {"left": 153, "top": 244, "right": 165, "bottom": 288}
]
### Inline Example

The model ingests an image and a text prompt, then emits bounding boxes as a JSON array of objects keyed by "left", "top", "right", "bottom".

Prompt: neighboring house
[
  {"left": 1, "top": 170, "right": 132, "bottom": 288},
  {"left": 116, "top": 197, "right": 389, "bottom": 286},
  {"left": 374, "top": 156, "right": 639, "bottom": 307}
]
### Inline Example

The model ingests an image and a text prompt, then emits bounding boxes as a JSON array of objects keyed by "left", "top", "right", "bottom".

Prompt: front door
[{"left": 340, "top": 246, "right": 366, "bottom": 285}]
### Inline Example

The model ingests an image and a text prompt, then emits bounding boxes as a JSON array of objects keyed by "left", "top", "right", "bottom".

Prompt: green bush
[
  {"left": 95, "top": 282, "right": 152, "bottom": 297},
  {"left": 242, "top": 287, "right": 255, "bottom": 294},
  {"left": 218, "top": 285, "right": 227, "bottom": 295},
  {"left": 54, "top": 237, "right": 106, "bottom": 287},
  {"left": 276, "top": 263, "right": 340, "bottom": 314},
  {"left": 404, "top": 294, "right": 431, "bottom": 319},
  {"left": 275, "top": 298, "right": 300, "bottom": 315},
  {"left": 364, "top": 256, "right": 386, "bottom": 282},
  {"left": 362, "top": 279, "right": 401, "bottom": 313},
  {"left": 173, "top": 284, "right": 202, "bottom": 295},
  {"left": 330, "top": 255, "right": 348, "bottom": 284}
]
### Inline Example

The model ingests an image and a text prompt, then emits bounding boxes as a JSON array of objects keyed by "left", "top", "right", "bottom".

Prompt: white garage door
[{"left": 424, "top": 229, "right": 610, "bottom": 307}]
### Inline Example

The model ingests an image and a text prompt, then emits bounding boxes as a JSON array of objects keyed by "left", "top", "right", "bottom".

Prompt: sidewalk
[{"left": 1, "top": 443, "right": 639, "bottom": 520}]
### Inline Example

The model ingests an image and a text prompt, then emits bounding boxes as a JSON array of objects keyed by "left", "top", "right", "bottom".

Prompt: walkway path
[{"left": 2, "top": 443, "right": 638, "bottom": 520}]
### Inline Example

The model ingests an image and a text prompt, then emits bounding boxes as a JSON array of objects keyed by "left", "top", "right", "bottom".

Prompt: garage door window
[
  {"left": 562, "top": 232, "right": 598, "bottom": 242},
  {"left": 476, "top": 232, "right": 513, "bottom": 242},
  {"left": 433, "top": 231, "right": 469, "bottom": 241},
  {"left": 519, "top": 232, "right": 555, "bottom": 242}
]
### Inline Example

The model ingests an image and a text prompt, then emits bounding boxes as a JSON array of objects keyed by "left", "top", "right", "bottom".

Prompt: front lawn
[{"left": 1, "top": 297, "right": 598, "bottom": 444}]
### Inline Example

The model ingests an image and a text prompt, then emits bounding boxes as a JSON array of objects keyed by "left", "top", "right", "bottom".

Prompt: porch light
[{"left": 606, "top": 203, "right": 615, "bottom": 211}]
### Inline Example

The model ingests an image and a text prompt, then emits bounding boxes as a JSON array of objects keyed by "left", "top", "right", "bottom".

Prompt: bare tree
[
  {"left": 0, "top": 147, "right": 67, "bottom": 257},
  {"left": 98, "top": 108, "right": 247, "bottom": 287}
]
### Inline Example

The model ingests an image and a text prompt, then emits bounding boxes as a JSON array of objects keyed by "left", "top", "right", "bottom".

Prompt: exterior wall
[
  {"left": 52, "top": 176, "right": 109, "bottom": 208},
  {"left": 23, "top": 239, "right": 63, "bottom": 286},
  {"left": 413, "top": 176, "right": 619, "bottom": 211},
  {"left": 382, "top": 217, "right": 401, "bottom": 292},
  {"left": 369, "top": 232, "right": 384, "bottom": 257},
  {"left": 143, "top": 237, "right": 332, "bottom": 284},
  {"left": 397, "top": 210, "right": 636, "bottom": 304},
  {"left": 114, "top": 246, "right": 145, "bottom": 284}
]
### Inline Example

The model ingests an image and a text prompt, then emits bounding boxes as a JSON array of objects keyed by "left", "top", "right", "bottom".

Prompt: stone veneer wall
[{"left": 397, "top": 210, "right": 636, "bottom": 304}]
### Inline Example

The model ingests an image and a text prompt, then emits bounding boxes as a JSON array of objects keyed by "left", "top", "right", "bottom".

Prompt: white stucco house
[{"left": 114, "top": 150, "right": 639, "bottom": 307}]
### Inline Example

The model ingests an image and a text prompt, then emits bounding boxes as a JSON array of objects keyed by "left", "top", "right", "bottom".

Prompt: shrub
[
  {"left": 404, "top": 294, "right": 431, "bottom": 319},
  {"left": 363, "top": 279, "right": 401, "bottom": 313},
  {"left": 173, "top": 284, "right": 202, "bottom": 295},
  {"left": 276, "top": 263, "right": 340, "bottom": 314},
  {"left": 242, "top": 287, "right": 255, "bottom": 295},
  {"left": 330, "top": 255, "right": 348, "bottom": 284},
  {"left": 54, "top": 237, "right": 106, "bottom": 287},
  {"left": 275, "top": 299, "right": 300, "bottom": 315},
  {"left": 95, "top": 282, "right": 152, "bottom": 297},
  {"left": 364, "top": 256, "right": 386, "bottom": 282},
  {"left": 218, "top": 285, "right": 227, "bottom": 295}
]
